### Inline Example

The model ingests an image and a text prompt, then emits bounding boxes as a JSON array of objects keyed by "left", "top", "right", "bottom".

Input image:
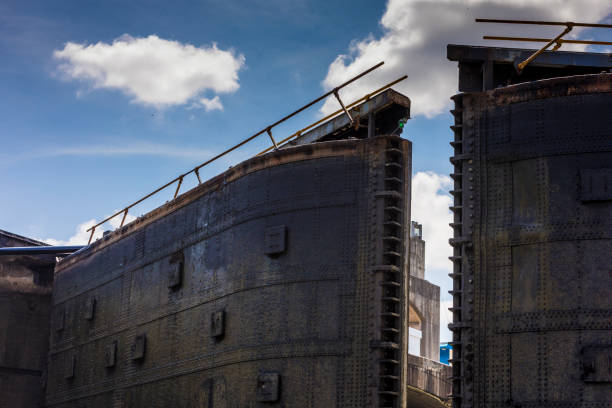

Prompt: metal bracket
[
  {"left": 477, "top": 18, "right": 612, "bottom": 73},
  {"left": 88, "top": 227, "right": 96, "bottom": 245},
  {"left": 65, "top": 354, "right": 76, "bottom": 379},
  {"left": 84, "top": 296, "right": 96, "bottom": 320},
  {"left": 264, "top": 225, "right": 287, "bottom": 256},
  {"left": 174, "top": 176, "right": 184, "bottom": 199},
  {"left": 105, "top": 340, "right": 118, "bottom": 368},
  {"left": 131, "top": 334, "right": 147, "bottom": 361},
  {"left": 333, "top": 88, "right": 353, "bottom": 125},
  {"left": 168, "top": 261, "right": 184, "bottom": 289},
  {"left": 256, "top": 372, "right": 280, "bottom": 402},
  {"left": 515, "top": 23, "right": 574, "bottom": 73},
  {"left": 266, "top": 127, "right": 278, "bottom": 150},
  {"left": 211, "top": 309, "right": 225, "bottom": 338},
  {"left": 120, "top": 209, "right": 129, "bottom": 228},
  {"left": 56, "top": 309, "right": 65, "bottom": 332}
]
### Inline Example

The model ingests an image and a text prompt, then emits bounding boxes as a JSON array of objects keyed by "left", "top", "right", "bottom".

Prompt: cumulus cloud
[
  {"left": 39, "top": 212, "right": 137, "bottom": 246},
  {"left": 412, "top": 171, "right": 453, "bottom": 274},
  {"left": 198, "top": 96, "right": 223, "bottom": 112},
  {"left": 440, "top": 299, "right": 454, "bottom": 343},
  {"left": 321, "top": 0, "right": 612, "bottom": 118},
  {"left": 54, "top": 34, "right": 245, "bottom": 109}
]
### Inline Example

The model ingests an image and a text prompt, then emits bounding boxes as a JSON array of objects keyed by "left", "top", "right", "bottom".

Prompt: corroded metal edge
[
  {"left": 56, "top": 138, "right": 384, "bottom": 272},
  {"left": 477, "top": 72, "right": 612, "bottom": 104},
  {"left": 288, "top": 88, "right": 411, "bottom": 146},
  {"left": 447, "top": 44, "right": 612, "bottom": 68},
  {"left": 448, "top": 91, "right": 472, "bottom": 408},
  {"left": 46, "top": 135, "right": 412, "bottom": 407},
  {"left": 449, "top": 72, "right": 612, "bottom": 408}
]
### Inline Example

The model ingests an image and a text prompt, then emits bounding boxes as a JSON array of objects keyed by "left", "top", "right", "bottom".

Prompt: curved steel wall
[
  {"left": 449, "top": 73, "right": 612, "bottom": 407},
  {"left": 46, "top": 135, "right": 412, "bottom": 407}
]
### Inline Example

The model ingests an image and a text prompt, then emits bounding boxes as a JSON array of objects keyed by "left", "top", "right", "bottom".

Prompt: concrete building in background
[
  {"left": 0, "top": 230, "right": 55, "bottom": 407},
  {"left": 408, "top": 221, "right": 441, "bottom": 361}
]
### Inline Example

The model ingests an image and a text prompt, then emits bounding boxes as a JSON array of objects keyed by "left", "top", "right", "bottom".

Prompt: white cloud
[
  {"left": 321, "top": 0, "right": 612, "bottom": 118},
  {"left": 440, "top": 299, "right": 454, "bottom": 343},
  {"left": 198, "top": 96, "right": 223, "bottom": 112},
  {"left": 54, "top": 34, "right": 245, "bottom": 109},
  {"left": 412, "top": 171, "right": 453, "bottom": 273},
  {"left": 411, "top": 171, "right": 454, "bottom": 342},
  {"left": 38, "top": 219, "right": 98, "bottom": 246},
  {"left": 38, "top": 212, "right": 137, "bottom": 246}
]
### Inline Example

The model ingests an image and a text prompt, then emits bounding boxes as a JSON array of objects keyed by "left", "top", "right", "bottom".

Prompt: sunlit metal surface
[{"left": 448, "top": 72, "right": 612, "bottom": 407}]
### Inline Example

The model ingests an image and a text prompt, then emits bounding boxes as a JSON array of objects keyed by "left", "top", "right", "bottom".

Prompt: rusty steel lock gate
[
  {"left": 46, "top": 136, "right": 413, "bottom": 407},
  {"left": 449, "top": 73, "right": 612, "bottom": 408}
]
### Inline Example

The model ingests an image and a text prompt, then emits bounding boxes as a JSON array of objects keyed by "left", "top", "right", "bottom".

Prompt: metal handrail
[
  {"left": 257, "top": 75, "right": 408, "bottom": 156},
  {"left": 476, "top": 18, "right": 612, "bottom": 28},
  {"left": 477, "top": 19, "right": 612, "bottom": 72},
  {"left": 482, "top": 36, "right": 612, "bottom": 47},
  {"left": 86, "top": 61, "right": 387, "bottom": 244}
]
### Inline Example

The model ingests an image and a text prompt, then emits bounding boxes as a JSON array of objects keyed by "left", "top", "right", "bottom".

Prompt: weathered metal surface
[
  {"left": 0, "top": 230, "right": 54, "bottom": 407},
  {"left": 288, "top": 89, "right": 411, "bottom": 146},
  {"left": 46, "top": 135, "right": 413, "bottom": 407},
  {"left": 449, "top": 73, "right": 612, "bottom": 408},
  {"left": 84, "top": 62, "right": 386, "bottom": 242},
  {"left": 447, "top": 44, "right": 611, "bottom": 92}
]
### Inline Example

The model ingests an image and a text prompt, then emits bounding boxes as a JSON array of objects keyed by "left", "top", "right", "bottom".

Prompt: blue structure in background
[{"left": 440, "top": 342, "right": 452, "bottom": 365}]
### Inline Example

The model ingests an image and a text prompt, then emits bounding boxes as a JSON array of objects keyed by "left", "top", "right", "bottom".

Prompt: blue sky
[
  {"left": 0, "top": 0, "right": 468, "bottom": 242},
  {"left": 0, "top": 0, "right": 383, "bottom": 237},
  {"left": 2, "top": 0, "right": 611, "bottom": 341}
]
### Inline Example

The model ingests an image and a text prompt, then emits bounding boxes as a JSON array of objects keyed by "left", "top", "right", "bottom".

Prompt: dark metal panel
[
  {"left": 448, "top": 44, "right": 612, "bottom": 68},
  {"left": 450, "top": 73, "right": 612, "bottom": 408},
  {"left": 448, "top": 44, "right": 612, "bottom": 91},
  {"left": 46, "top": 136, "right": 413, "bottom": 407},
  {"left": 289, "top": 89, "right": 410, "bottom": 146}
]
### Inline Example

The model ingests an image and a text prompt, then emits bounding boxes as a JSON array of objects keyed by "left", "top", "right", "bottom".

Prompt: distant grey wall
[{"left": 410, "top": 276, "right": 440, "bottom": 361}]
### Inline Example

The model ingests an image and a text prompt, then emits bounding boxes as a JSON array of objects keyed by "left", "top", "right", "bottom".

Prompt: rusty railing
[
  {"left": 477, "top": 18, "right": 612, "bottom": 72},
  {"left": 86, "top": 61, "right": 408, "bottom": 244}
]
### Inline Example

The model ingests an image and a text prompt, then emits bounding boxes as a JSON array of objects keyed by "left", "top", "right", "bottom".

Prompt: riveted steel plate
[
  {"left": 451, "top": 73, "right": 612, "bottom": 408},
  {"left": 45, "top": 136, "right": 413, "bottom": 407}
]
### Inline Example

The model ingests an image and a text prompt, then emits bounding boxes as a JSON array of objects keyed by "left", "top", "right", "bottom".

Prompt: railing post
[
  {"left": 120, "top": 209, "right": 129, "bottom": 228},
  {"left": 266, "top": 128, "right": 278, "bottom": 150},
  {"left": 333, "top": 88, "right": 353, "bottom": 124},
  {"left": 174, "top": 176, "right": 184, "bottom": 199},
  {"left": 88, "top": 226, "right": 96, "bottom": 245}
]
